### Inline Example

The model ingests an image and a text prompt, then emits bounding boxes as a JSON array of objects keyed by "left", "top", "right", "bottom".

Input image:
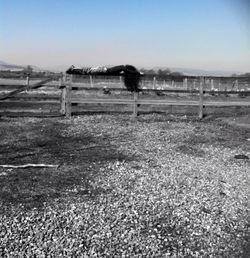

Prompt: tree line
[{"left": 139, "top": 68, "right": 184, "bottom": 77}]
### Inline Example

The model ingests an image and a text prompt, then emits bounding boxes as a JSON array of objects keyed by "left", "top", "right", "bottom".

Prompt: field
[{"left": 0, "top": 113, "right": 249, "bottom": 257}]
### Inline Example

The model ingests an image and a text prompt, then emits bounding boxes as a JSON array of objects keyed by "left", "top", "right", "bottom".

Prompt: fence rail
[{"left": 70, "top": 86, "right": 250, "bottom": 95}]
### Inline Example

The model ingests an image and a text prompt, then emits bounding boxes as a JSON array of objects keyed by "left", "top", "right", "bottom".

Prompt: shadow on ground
[{"left": 0, "top": 119, "right": 135, "bottom": 209}]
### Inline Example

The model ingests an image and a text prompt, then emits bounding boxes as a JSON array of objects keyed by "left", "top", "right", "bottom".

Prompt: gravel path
[{"left": 0, "top": 114, "right": 249, "bottom": 257}]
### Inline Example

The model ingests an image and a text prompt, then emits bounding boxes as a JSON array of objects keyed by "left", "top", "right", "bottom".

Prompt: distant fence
[
  {"left": 71, "top": 74, "right": 250, "bottom": 91},
  {"left": 0, "top": 75, "right": 250, "bottom": 118},
  {"left": 0, "top": 77, "right": 62, "bottom": 116}
]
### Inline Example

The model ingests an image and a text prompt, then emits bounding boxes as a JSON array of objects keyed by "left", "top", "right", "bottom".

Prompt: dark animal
[{"left": 66, "top": 64, "right": 143, "bottom": 92}]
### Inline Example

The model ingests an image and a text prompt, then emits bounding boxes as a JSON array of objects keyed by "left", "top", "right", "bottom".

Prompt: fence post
[
  {"left": 90, "top": 75, "right": 93, "bottom": 87},
  {"left": 60, "top": 76, "right": 66, "bottom": 115},
  {"left": 183, "top": 78, "right": 188, "bottom": 90},
  {"left": 133, "top": 91, "right": 138, "bottom": 117},
  {"left": 192, "top": 79, "right": 196, "bottom": 91},
  {"left": 63, "top": 73, "right": 67, "bottom": 83},
  {"left": 141, "top": 78, "right": 144, "bottom": 88},
  {"left": 25, "top": 75, "right": 30, "bottom": 93},
  {"left": 59, "top": 76, "right": 63, "bottom": 87},
  {"left": 153, "top": 77, "right": 156, "bottom": 89},
  {"left": 65, "top": 75, "right": 72, "bottom": 118},
  {"left": 211, "top": 79, "right": 214, "bottom": 90},
  {"left": 60, "top": 86, "right": 66, "bottom": 115},
  {"left": 235, "top": 79, "right": 239, "bottom": 91},
  {"left": 199, "top": 77, "right": 204, "bottom": 119},
  {"left": 65, "top": 85, "right": 72, "bottom": 118},
  {"left": 26, "top": 75, "right": 30, "bottom": 86},
  {"left": 120, "top": 76, "right": 123, "bottom": 88}
]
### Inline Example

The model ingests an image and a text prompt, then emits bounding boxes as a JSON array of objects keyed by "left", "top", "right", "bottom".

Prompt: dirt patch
[
  {"left": 176, "top": 144, "right": 205, "bottom": 157},
  {"left": 0, "top": 117, "right": 135, "bottom": 208},
  {"left": 182, "top": 120, "right": 250, "bottom": 151}
]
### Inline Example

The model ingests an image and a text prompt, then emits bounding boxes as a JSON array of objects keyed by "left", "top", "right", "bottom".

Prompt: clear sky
[{"left": 0, "top": 0, "right": 249, "bottom": 72}]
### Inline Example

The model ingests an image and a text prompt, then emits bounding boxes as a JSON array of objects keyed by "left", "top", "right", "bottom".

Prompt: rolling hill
[{"left": 0, "top": 60, "right": 24, "bottom": 71}]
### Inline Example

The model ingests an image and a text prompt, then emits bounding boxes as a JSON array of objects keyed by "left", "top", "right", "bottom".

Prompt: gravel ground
[{"left": 0, "top": 114, "right": 249, "bottom": 257}]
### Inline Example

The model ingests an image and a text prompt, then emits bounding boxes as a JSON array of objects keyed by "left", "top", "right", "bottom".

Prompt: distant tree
[
  {"left": 239, "top": 72, "right": 250, "bottom": 77},
  {"left": 147, "top": 69, "right": 156, "bottom": 75},
  {"left": 139, "top": 68, "right": 155, "bottom": 75},
  {"left": 157, "top": 68, "right": 171, "bottom": 76},
  {"left": 170, "top": 71, "right": 184, "bottom": 76},
  {"left": 140, "top": 68, "right": 184, "bottom": 77}
]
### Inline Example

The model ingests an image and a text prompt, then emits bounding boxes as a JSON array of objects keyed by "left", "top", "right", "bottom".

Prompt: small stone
[
  {"left": 201, "top": 206, "right": 211, "bottom": 214},
  {"left": 234, "top": 154, "right": 249, "bottom": 160}
]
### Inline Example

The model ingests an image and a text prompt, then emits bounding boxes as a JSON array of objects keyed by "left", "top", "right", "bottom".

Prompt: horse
[{"left": 66, "top": 65, "right": 143, "bottom": 92}]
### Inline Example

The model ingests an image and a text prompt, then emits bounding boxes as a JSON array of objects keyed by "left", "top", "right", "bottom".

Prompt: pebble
[{"left": 234, "top": 154, "right": 249, "bottom": 159}]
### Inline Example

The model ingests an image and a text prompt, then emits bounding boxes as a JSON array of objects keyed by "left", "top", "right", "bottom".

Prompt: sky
[{"left": 0, "top": 0, "right": 250, "bottom": 72}]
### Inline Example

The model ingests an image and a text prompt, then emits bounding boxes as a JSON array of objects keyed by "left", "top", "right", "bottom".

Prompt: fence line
[
  {"left": 60, "top": 76, "right": 250, "bottom": 118},
  {"left": 0, "top": 75, "right": 250, "bottom": 118}
]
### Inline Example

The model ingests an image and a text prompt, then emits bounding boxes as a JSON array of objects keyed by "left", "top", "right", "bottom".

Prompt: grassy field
[{"left": 0, "top": 114, "right": 249, "bottom": 257}]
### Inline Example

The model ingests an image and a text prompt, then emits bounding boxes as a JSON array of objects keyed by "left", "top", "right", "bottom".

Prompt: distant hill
[
  {"left": 0, "top": 60, "right": 51, "bottom": 72},
  {"left": 0, "top": 60, "right": 24, "bottom": 71},
  {"left": 152, "top": 66, "right": 241, "bottom": 77}
]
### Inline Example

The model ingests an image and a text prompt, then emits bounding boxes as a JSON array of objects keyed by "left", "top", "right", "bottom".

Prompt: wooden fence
[
  {"left": 61, "top": 76, "right": 250, "bottom": 119},
  {"left": 0, "top": 75, "right": 250, "bottom": 118}
]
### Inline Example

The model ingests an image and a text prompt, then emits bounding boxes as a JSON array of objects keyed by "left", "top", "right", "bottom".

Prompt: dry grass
[{"left": 0, "top": 114, "right": 249, "bottom": 257}]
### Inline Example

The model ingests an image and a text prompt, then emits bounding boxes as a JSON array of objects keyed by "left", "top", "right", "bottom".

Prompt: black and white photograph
[{"left": 0, "top": 0, "right": 249, "bottom": 257}]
